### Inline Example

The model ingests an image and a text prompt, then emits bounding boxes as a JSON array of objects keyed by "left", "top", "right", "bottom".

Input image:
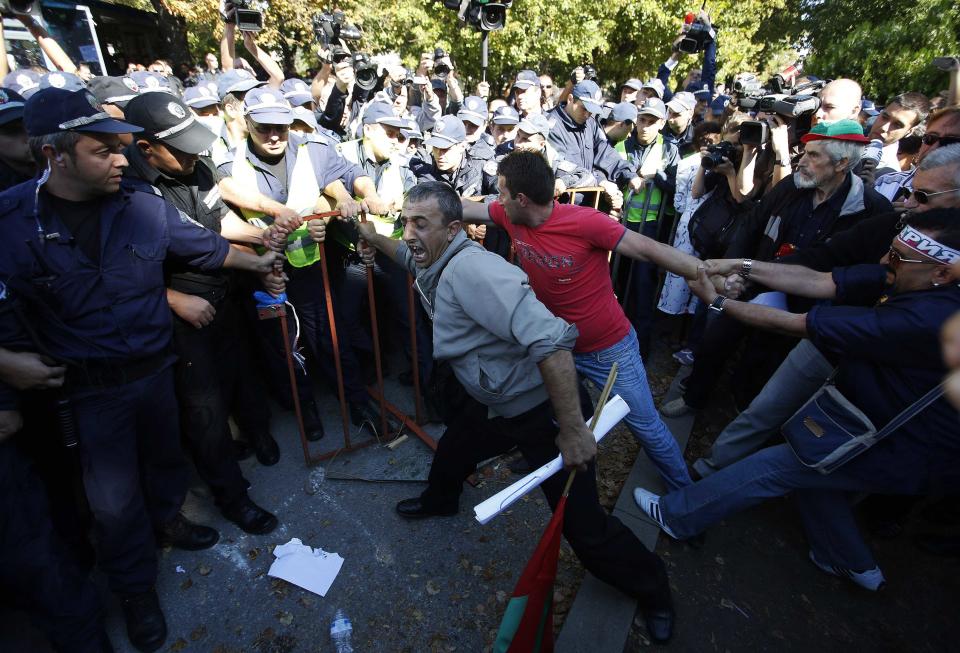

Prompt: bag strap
[{"left": 874, "top": 381, "right": 946, "bottom": 441}]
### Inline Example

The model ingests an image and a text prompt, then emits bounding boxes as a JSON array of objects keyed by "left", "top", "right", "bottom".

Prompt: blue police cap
[
  {"left": 40, "top": 71, "right": 86, "bottom": 92},
  {"left": 424, "top": 115, "right": 466, "bottom": 149},
  {"left": 362, "top": 102, "right": 407, "bottom": 128},
  {"left": 130, "top": 71, "right": 173, "bottom": 95},
  {"left": 457, "top": 95, "right": 488, "bottom": 126},
  {"left": 183, "top": 85, "right": 220, "bottom": 109},
  {"left": 4, "top": 70, "right": 41, "bottom": 99},
  {"left": 243, "top": 87, "right": 292, "bottom": 125},
  {"left": 280, "top": 78, "right": 313, "bottom": 107},
  {"left": 0, "top": 88, "right": 27, "bottom": 127},
  {"left": 24, "top": 88, "right": 143, "bottom": 137},
  {"left": 218, "top": 69, "right": 263, "bottom": 100}
]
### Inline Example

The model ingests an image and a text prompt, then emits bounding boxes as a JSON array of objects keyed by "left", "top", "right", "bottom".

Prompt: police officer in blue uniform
[
  {"left": 0, "top": 87, "right": 282, "bottom": 653},
  {"left": 122, "top": 92, "right": 280, "bottom": 534}
]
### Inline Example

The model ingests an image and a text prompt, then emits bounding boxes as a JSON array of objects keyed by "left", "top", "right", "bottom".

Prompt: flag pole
[{"left": 561, "top": 362, "right": 618, "bottom": 498}]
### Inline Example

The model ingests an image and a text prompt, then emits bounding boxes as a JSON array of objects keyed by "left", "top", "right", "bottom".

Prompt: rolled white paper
[{"left": 473, "top": 395, "right": 629, "bottom": 525}]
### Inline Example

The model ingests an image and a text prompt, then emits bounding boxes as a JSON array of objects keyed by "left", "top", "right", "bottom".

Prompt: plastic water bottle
[{"left": 330, "top": 609, "right": 353, "bottom": 653}]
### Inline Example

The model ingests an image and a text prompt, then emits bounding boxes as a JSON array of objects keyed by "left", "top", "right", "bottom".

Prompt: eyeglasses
[
  {"left": 888, "top": 246, "right": 941, "bottom": 266},
  {"left": 910, "top": 187, "right": 960, "bottom": 204},
  {"left": 921, "top": 134, "right": 960, "bottom": 147}
]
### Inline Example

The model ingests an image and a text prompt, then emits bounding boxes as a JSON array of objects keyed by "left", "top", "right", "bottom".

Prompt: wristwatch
[
  {"left": 708, "top": 295, "right": 727, "bottom": 314},
  {"left": 740, "top": 258, "right": 754, "bottom": 279}
]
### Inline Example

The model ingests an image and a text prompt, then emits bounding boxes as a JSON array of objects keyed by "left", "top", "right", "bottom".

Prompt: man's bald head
[{"left": 816, "top": 78, "right": 863, "bottom": 123}]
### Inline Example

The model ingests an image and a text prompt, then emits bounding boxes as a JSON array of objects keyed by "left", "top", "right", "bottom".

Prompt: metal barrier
[{"left": 269, "top": 210, "right": 437, "bottom": 467}]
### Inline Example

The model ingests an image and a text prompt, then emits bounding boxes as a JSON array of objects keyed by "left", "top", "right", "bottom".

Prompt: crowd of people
[{"left": 1, "top": 6, "right": 959, "bottom": 652}]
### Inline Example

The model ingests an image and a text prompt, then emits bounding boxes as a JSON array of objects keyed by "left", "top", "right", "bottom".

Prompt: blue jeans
[
  {"left": 693, "top": 339, "right": 834, "bottom": 477},
  {"left": 574, "top": 327, "right": 692, "bottom": 491},
  {"left": 661, "top": 444, "right": 900, "bottom": 571}
]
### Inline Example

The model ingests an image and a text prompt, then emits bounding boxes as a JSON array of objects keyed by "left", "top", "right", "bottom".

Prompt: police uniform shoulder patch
[
  {"left": 177, "top": 208, "right": 204, "bottom": 228},
  {"left": 123, "top": 77, "right": 140, "bottom": 92},
  {"left": 483, "top": 159, "right": 498, "bottom": 176}
]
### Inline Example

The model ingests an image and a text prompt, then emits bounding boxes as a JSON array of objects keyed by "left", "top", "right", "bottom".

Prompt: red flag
[{"left": 493, "top": 495, "right": 568, "bottom": 653}]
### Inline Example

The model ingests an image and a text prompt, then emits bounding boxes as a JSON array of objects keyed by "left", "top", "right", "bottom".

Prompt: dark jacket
[
  {"left": 727, "top": 172, "right": 893, "bottom": 262},
  {"left": 546, "top": 104, "right": 636, "bottom": 186}
]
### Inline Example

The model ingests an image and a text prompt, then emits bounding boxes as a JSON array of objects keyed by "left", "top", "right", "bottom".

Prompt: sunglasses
[
  {"left": 921, "top": 134, "right": 960, "bottom": 147},
  {"left": 910, "top": 187, "right": 960, "bottom": 204},
  {"left": 888, "top": 246, "right": 942, "bottom": 266}
]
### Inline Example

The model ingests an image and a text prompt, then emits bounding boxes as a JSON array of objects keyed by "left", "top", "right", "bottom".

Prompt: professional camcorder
[
  {"left": 351, "top": 52, "right": 378, "bottom": 91},
  {"left": 677, "top": 11, "right": 714, "bottom": 54},
  {"left": 221, "top": 0, "right": 264, "bottom": 33},
  {"left": 736, "top": 73, "right": 827, "bottom": 144},
  {"left": 433, "top": 48, "right": 452, "bottom": 79},
  {"left": 313, "top": 10, "right": 362, "bottom": 49}
]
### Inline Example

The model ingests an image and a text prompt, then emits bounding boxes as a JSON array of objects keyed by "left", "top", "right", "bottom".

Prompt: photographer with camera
[
  {"left": 657, "top": 10, "right": 717, "bottom": 104},
  {"left": 219, "top": 2, "right": 283, "bottom": 91}
]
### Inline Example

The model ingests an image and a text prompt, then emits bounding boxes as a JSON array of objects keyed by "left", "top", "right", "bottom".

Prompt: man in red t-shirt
[{"left": 462, "top": 150, "right": 700, "bottom": 490}]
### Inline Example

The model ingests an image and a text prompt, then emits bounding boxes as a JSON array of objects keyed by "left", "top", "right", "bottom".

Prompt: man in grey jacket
[{"left": 356, "top": 181, "right": 675, "bottom": 643}]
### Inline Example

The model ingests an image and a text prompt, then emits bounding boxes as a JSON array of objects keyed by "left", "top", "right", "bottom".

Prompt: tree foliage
[
  {"left": 153, "top": 0, "right": 952, "bottom": 102},
  {"left": 802, "top": 0, "right": 959, "bottom": 102}
]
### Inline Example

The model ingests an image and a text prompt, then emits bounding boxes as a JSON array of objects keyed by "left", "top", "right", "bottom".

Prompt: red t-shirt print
[{"left": 488, "top": 200, "right": 632, "bottom": 353}]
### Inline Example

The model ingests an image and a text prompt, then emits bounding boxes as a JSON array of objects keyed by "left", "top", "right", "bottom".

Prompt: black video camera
[
  {"left": 433, "top": 48, "right": 452, "bottom": 79},
  {"left": 571, "top": 64, "right": 597, "bottom": 84},
  {"left": 678, "top": 16, "right": 714, "bottom": 54},
  {"left": 701, "top": 140, "right": 736, "bottom": 170},
  {"left": 0, "top": 0, "right": 35, "bottom": 14},
  {"left": 313, "top": 10, "right": 362, "bottom": 49},
  {"left": 352, "top": 52, "right": 379, "bottom": 91},
  {"left": 221, "top": 0, "right": 264, "bottom": 33}
]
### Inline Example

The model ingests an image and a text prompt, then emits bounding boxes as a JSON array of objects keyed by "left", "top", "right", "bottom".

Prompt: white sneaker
[
  {"left": 633, "top": 488, "right": 678, "bottom": 540},
  {"left": 808, "top": 550, "right": 886, "bottom": 591}
]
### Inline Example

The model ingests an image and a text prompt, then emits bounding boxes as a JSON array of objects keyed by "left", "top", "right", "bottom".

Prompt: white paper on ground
[
  {"left": 267, "top": 538, "right": 344, "bottom": 597},
  {"left": 749, "top": 291, "right": 788, "bottom": 310},
  {"left": 473, "top": 395, "right": 630, "bottom": 525}
]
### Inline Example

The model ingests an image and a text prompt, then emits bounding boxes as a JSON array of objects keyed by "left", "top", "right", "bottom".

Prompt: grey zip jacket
[{"left": 399, "top": 230, "right": 579, "bottom": 418}]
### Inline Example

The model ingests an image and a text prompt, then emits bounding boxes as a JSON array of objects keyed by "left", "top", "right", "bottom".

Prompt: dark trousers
[
  {"left": 420, "top": 393, "right": 672, "bottom": 609},
  {"left": 71, "top": 366, "right": 186, "bottom": 595},
  {"left": 332, "top": 250, "right": 432, "bottom": 385},
  {"left": 251, "top": 263, "right": 368, "bottom": 408},
  {"left": 172, "top": 296, "right": 252, "bottom": 506},
  {"left": 684, "top": 313, "right": 795, "bottom": 410},
  {"left": 623, "top": 218, "right": 661, "bottom": 358},
  {"left": 0, "top": 441, "right": 106, "bottom": 653}
]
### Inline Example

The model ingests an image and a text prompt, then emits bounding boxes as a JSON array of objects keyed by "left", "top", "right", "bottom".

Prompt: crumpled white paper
[{"left": 267, "top": 538, "right": 344, "bottom": 596}]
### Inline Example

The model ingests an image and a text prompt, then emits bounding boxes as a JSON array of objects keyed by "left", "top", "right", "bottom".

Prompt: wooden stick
[{"left": 561, "top": 362, "right": 619, "bottom": 498}]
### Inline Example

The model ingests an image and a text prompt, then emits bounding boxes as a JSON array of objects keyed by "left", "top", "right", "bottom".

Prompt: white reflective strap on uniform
[
  {"left": 58, "top": 111, "right": 112, "bottom": 130},
  {"left": 203, "top": 186, "right": 221, "bottom": 209},
  {"left": 104, "top": 94, "right": 137, "bottom": 104},
  {"left": 153, "top": 115, "right": 197, "bottom": 139}
]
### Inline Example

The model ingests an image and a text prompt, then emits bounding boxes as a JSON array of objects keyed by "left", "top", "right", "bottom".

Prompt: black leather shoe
[
  {"left": 303, "top": 402, "right": 326, "bottom": 442},
  {"left": 120, "top": 589, "right": 166, "bottom": 652},
  {"left": 222, "top": 496, "right": 278, "bottom": 535},
  {"left": 644, "top": 608, "right": 675, "bottom": 644},
  {"left": 158, "top": 513, "right": 219, "bottom": 551},
  {"left": 233, "top": 439, "right": 254, "bottom": 461},
  {"left": 396, "top": 497, "right": 458, "bottom": 519},
  {"left": 247, "top": 431, "right": 281, "bottom": 464}
]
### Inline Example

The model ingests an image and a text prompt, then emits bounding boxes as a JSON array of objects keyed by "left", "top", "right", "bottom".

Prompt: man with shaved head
[{"left": 814, "top": 78, "right": 863, "bottom": 124}]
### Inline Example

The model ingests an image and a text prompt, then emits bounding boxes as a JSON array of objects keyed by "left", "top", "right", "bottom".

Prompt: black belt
[{"left": 67, "top": 351, "right": 171, "bottom": 388}]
